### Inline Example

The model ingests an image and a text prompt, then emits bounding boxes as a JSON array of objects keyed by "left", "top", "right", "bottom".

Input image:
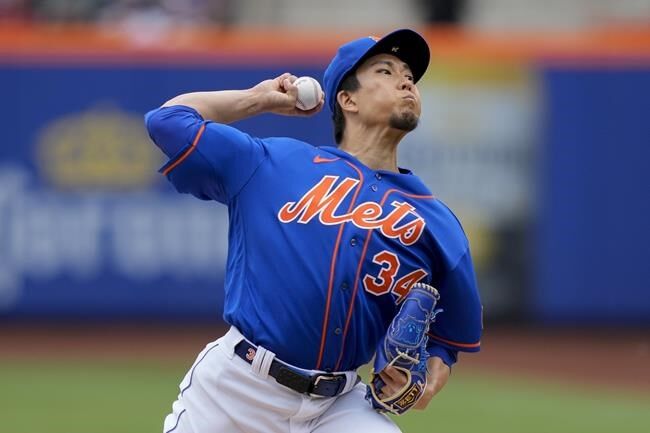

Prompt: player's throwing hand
[{"left": 251, "top": 72, "right": 324, "bottom": 117}]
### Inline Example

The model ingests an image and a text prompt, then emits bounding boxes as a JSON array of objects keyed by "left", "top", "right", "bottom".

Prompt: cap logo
[{"left": 391, "top": 46, "right": 400, "bottom": 52}]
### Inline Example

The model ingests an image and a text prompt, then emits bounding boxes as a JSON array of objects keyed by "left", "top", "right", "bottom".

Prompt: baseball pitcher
[{"left": 145, "top": 29, "right": 482, "bottom": 433}]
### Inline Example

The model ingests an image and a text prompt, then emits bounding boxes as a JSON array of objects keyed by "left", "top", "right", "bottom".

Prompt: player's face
[{"left": 352, "top": 54, "right": 421, "bottom": 132}]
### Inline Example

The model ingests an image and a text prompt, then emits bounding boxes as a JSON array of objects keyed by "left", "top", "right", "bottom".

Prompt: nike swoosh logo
[{"left": 313, "top": 155, "right": 340, "bottom": 164}]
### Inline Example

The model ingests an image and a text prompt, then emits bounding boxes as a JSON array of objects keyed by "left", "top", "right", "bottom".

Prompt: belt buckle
[{"left": 312, "top": 374, "right": 346, "bottom": 396}]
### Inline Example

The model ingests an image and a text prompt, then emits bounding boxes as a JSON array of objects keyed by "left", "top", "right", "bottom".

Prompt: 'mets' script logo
[{"left": 278, "top": 176, "right": 425, "bottom": 246}]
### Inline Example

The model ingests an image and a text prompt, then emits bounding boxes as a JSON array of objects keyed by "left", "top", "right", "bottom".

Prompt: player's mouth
[{"left": 402, "top": 95, "right": 418, "bottom": 106}]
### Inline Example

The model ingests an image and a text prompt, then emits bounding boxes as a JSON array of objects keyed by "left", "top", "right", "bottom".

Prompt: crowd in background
[
  {"left": 0, "top": 0, "right": 466, "bottom": 26},
  {"left": 0, "top": 0, "right": 234, "bottom": 25},
  {"left": 2, "top": 0, "right": 648, "bottom": 31}
]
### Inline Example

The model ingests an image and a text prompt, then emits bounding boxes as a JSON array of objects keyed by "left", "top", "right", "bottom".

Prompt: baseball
[{"left": 294, "top": 76, "right": 323, "bottom": 111}]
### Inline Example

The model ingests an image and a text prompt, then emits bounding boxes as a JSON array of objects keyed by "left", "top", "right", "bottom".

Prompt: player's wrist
[{"left": 241, "top": 87, "right": 273, "bottom": 117}]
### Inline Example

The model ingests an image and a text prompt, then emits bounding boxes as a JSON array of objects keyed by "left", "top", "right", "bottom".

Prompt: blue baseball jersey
[{"left": 145, "top": 105, "right": 482, "bottom": 372}]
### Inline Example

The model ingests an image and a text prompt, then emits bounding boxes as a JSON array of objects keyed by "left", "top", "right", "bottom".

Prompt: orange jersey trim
[
  {"left": 314, "top": 160, "right": 364, "bottom": 370},
  {"left": 162, "top": 123, "right": 206, "bottom": 176},
  {"left": 334, "top": 189, "right": 435, "bottom": 370},
  {"left": 427, "top": 332, "right": 481, "bottom": 349}
]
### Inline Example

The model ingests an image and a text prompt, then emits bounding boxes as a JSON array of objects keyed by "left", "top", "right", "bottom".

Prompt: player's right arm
[
  {"left": 144, "top": 74, "right": 323, "bottom": 204},
  {"left": 161, "top": 73, "right": 323, "bottom": 123}
]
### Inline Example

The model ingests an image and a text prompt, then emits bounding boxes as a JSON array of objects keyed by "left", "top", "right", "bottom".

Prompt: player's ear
[{"left": 336, "top": 90, "right": 358, "bottom": 113}]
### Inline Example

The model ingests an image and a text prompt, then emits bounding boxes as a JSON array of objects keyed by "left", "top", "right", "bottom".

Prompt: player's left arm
[
  {"left": 426, "top": 250, "right": 483, "bottom": 353},
  {"left": 379, "top": 249, "right": 482, "bottom": 410},
  {"left": 425, "top": 250, "right": 483, "bottom": 409}
]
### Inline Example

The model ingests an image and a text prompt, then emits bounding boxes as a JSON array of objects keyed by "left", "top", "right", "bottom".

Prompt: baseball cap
[{"left": 323, "top": 28, "right": 430, "bottom": 113}]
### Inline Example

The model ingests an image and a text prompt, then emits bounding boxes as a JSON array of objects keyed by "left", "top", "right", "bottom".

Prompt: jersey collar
[{"left": 318, "top": 146, "right": 413, "bottom": 177}]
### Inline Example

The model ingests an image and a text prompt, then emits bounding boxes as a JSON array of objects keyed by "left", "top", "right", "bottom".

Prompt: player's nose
[{"left": 400, "top": 78, "right": 414, "bottom": 92}]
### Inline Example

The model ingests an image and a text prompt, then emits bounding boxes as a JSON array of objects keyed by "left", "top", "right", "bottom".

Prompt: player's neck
[{"left": 339, "top": 126, "right": 403, "bottom": 173}]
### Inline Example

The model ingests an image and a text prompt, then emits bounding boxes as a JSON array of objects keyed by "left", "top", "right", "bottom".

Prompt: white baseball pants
[{"left": 163, "top": 326, "right": 401, "bottom": 433}]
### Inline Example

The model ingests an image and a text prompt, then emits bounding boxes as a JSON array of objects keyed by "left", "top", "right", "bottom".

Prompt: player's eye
[
  {"left": 405, "top": 74, "right": 414, "bottom": 82},
  {"left": 377, "top": 68, "right": 392, "bottom": 75}
]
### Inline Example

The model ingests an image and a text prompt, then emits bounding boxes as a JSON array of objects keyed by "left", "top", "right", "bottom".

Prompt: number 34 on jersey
[
  {"left": 278, "top": 175, "right": 429, "bottom": 302},
  {"left": 363, "top": 250, "right": 428, "bottom": 302}
]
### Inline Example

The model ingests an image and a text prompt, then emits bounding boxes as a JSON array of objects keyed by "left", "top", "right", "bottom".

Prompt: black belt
[{"left": 234, "top": 339, "right": 352, "bottom": 397}]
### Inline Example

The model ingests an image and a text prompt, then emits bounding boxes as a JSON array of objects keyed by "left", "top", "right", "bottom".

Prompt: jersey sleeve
[
  {"left": 145, "top": 105, "right": 267, "bottom": 203},
  {"left": 426, "top": 344, "right": 458, "bottom": 368},
  {"left": 427, "top": 250, "right": 483, "bottom": 354}
]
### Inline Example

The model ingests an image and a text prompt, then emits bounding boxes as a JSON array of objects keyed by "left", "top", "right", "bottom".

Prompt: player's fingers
[
  {"left": 279, "top": 74, "right": 298, "bottom": 90},
  {"left": 273, "top": 73, "right": 291, "bottom": 91},
  {"left": 383, "top": 366, "right": 408, "bottom": 385},
  {"left": 276, "top": 72, "right": 292, "bottom": 82},
  {"left": 378, "top": 367, "right": 408, "bottom": 397},
  {"left": 282, "top": 78, "right": 297, "bottom": 90},
  {"left": 283, "top": 78, "right": 298, "bottom": 98},
  {"left": 377, "top": 373, "right": 398, "bottom": 397},
  {"left": 378, "top": 370, "right": 399, "bottom": 389}
]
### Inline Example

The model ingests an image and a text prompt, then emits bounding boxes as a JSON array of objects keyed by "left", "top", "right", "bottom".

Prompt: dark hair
[{"left": 332, "top": 73, "right": 361, "bottom": 144}]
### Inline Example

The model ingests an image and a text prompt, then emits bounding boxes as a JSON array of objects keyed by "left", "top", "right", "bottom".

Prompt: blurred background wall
[{"left": 1, "top": 0, "right": 648, "bottom": 325}]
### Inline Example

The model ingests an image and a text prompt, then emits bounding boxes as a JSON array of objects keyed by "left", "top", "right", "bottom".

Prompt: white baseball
[{"left": 294, "top": 76, "right": 323, "bottom": 111}]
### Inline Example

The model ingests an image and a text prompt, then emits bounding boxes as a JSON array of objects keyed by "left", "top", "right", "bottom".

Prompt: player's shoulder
[
  {"left": 260, "top": 136, "right": 321, "bottom": 158},
  {"left": 401, "top": 175, "right": 465, "bottom": 233},
  {"left": 430, "top": 199, "right": 466, "bottom": 233},
  {"left": 423, "top": 197, "right": 470, "bottom": 262}
]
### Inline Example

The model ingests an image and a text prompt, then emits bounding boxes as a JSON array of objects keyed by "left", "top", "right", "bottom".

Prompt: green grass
[
  {"left": 1, "top": 359, "right": 188, "bottom": 433},
  {"left": 394, "top": 373, "right": 650, "bottom": 433},
  {"left": 1, "top": 360, "right": 648, "bottom": 433}
]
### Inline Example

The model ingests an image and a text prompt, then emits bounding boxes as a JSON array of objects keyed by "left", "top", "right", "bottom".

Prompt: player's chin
[{"left": 389, "top": 110, "right": 419, "bottom": 132}]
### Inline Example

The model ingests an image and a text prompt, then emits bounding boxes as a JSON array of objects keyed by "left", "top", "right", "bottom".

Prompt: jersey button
[
  {"left": 370, "top": 184, "right": 378, "bottom": 192},
  {"left": 350, "top": 237, "right": 357, "bottom": 246},
  {"left": 334, "top": 327, "right": 342, "bottom": 335},
  {"left": 340, "top": 282, "right": 349, "bottom": 290},
  {"left": 375, "top": 173, "right": 382, "bottom": 180}
]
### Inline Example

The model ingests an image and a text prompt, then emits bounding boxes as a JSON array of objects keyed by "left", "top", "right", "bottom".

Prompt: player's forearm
[
  {"left": 427, "top": 356, "right": 451, "bottom": 396},
  {"left": 414, "top": 356, "right": 451, "bottom": 409},
  {"left": 162, "top": 88, "right": 266, "bottom": 124}
]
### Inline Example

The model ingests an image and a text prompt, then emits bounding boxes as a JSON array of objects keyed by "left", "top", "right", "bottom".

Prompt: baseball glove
[{"left": 365, "top": 282, "right": 442, "bottom": 415}]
